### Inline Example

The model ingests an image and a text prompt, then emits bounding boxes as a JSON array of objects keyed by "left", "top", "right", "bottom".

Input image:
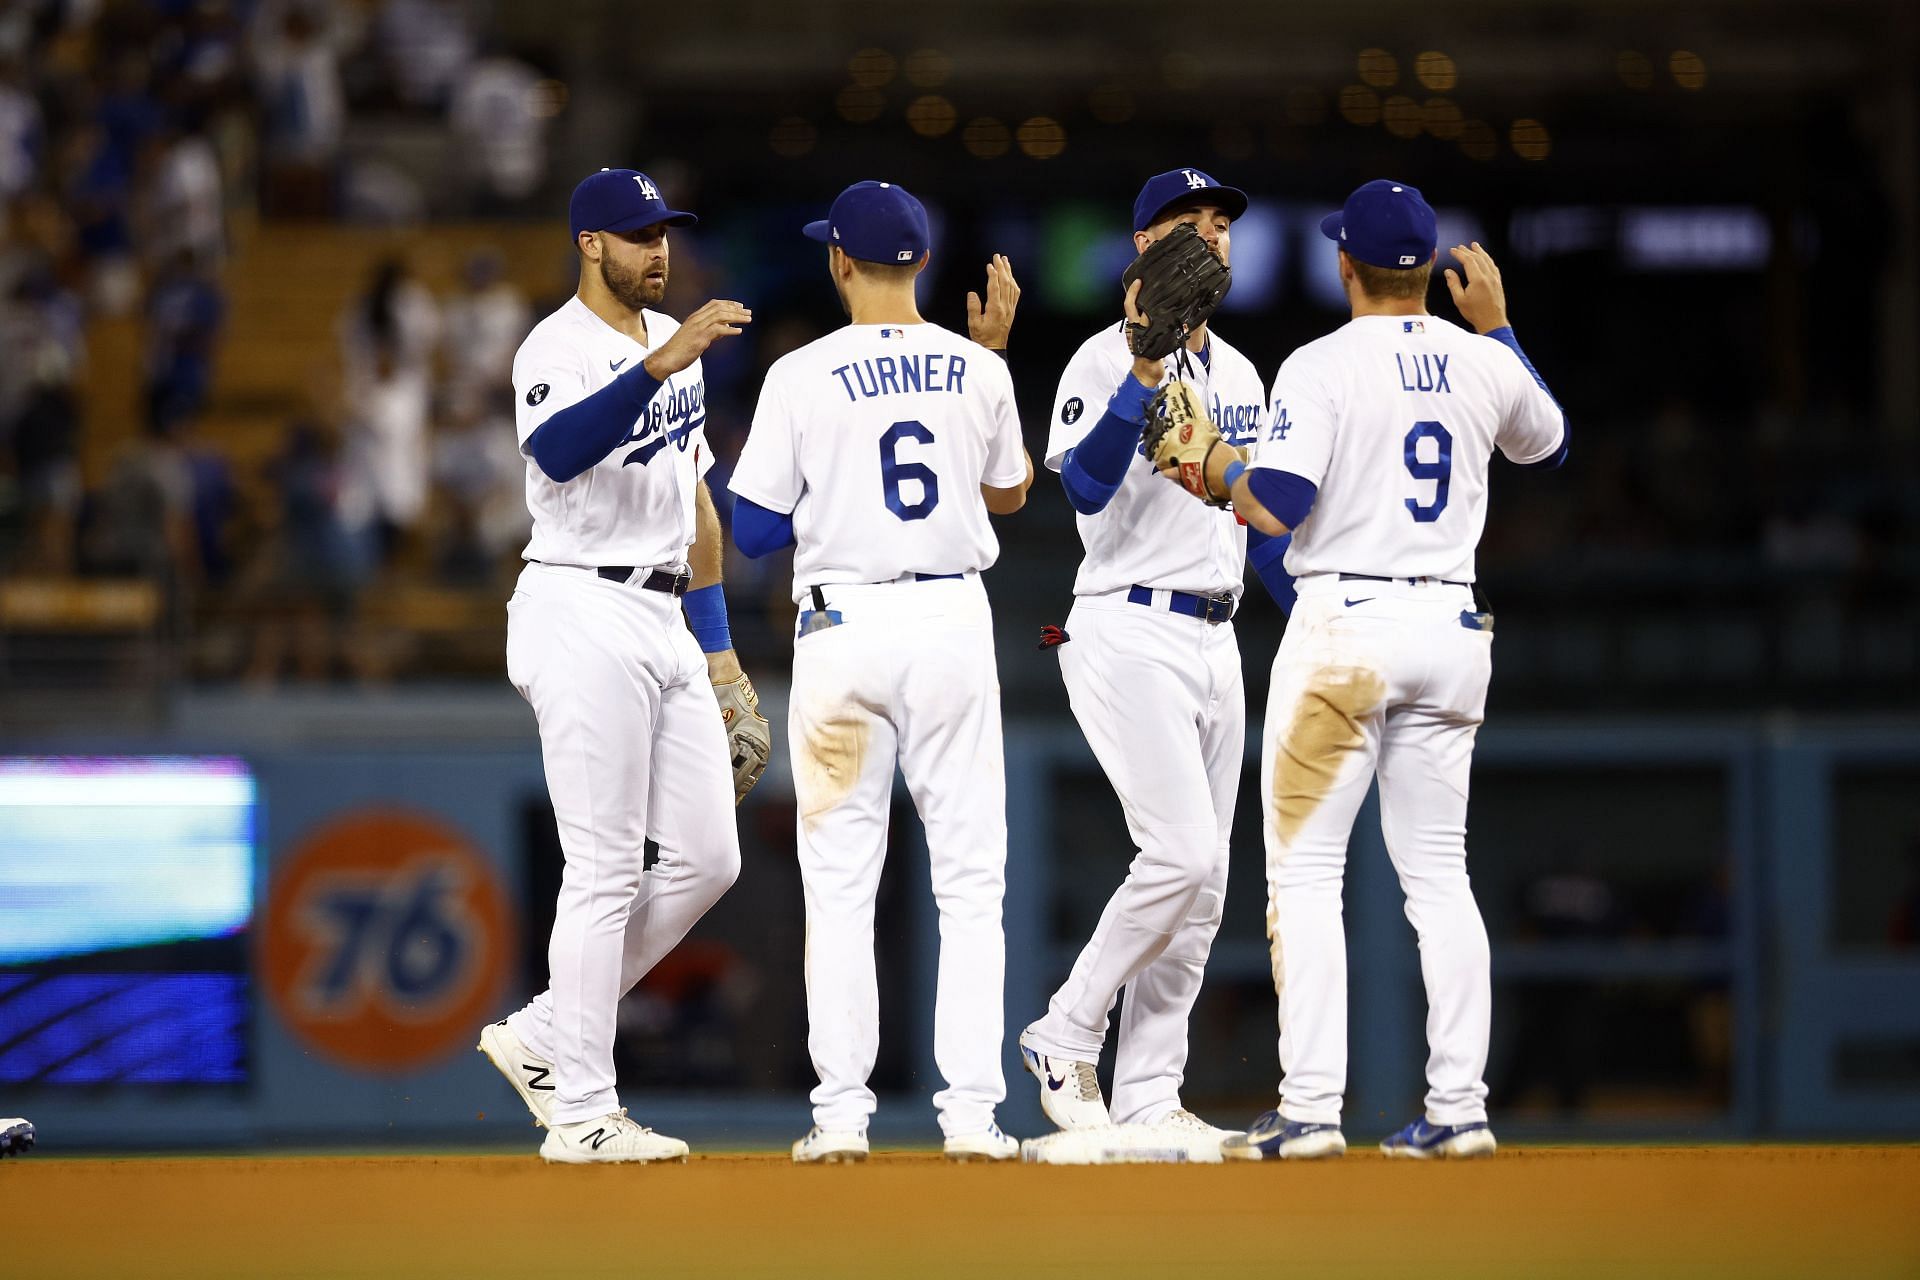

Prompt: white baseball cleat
[
  {"left": 1021, "top": 1123, "right": 1193, "bottom": 1165},
  {"left": 477, "top": 1019, "right": 557, "bottom": 1129},
  {"left": 943, "top": 1123, "right": 1018, "bottom": 1162},
  {"left": 1018, "top": 1030, "right": 1110, "bottom": 1130},
  {"left": 791, "top": 1126, "right": 870, "bottom": 1163},
  {"left": 538, "top": 1110, "right": 689, "bottom": 1164},
  {"left": 1146, "top": 1108, "right": 1242, "bottom": 1164}
]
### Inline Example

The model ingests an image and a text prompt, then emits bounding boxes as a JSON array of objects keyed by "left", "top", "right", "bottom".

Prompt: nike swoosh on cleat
[
  {"left": 1046, "top": 1073, "right": 1067, "bottom": 1091},
  {"left": 610, "top": 357, "right": 628, "bottom": 371}
]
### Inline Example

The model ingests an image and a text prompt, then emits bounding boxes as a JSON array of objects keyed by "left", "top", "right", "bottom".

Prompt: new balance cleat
[
  {"left": 1380, "top": 1117, "right": 1497, "bottom": 1159},
  {"left": 792, "top": 1126, "right": 870, "bottom": 1164},
  {"left": 1017, "top": 1030, "right": 1110, "bottom": 1130},
  {"left": 1, "top": 1118, "right": 34, "bottom": 1157},
  {"left": 1221, "top": 1109, "right": 1346, "bottom": 1160},
  {"left": 1147, "top": 1108, "right": 1242, "bottom": 1164},
  {"left": 538, "top": 1110, "right": 689, "bottom": 1164},
  {"left": 944, "top": 1123, "right": 1018, "bottom": 1162},
  {"left": 478, "top": 1019, "right": 557, "bottom": 1128}
]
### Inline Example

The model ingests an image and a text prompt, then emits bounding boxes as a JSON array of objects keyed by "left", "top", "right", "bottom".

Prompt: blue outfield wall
[{"left": 2, "top": 704, "right": 1917, "bottom": 1149}]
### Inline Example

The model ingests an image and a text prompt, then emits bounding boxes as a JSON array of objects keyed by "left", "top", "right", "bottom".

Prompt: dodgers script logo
[
  {"left": 623, "top": 378, "right": 707, "bottom": 467},
  {"left": 1212, "top": 394, "right": 1262, "bottom": 445}
]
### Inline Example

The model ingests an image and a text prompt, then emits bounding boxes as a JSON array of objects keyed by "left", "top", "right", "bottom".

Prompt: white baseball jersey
[
  {"left": 1254, "top": 314, "right": 1563, "bottom": 582},
  {"left": 512, "top": 296, "right": 712, "bottom": 568},
  {"left": 730, "top": 323, "right": 1026, "bottom": 600},
  {"left": 1047, "top": 323, "right": 1266, "bottom": 599}
]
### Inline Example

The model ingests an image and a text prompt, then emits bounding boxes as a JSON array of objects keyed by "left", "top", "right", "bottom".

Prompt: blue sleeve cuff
[
  {"left": 1245, "top": 469, "right": 1318, "bottom": 530},
  {"left": 1246, "top": 529, "right": 1296, "bottom": 613},
  {"left": 1060, "top": 446, "right": 1123, "bottom": 515},
  {"left": 732, "top": 495, "right": 797, "bottom": 559},
  {"left": 682, "top": 583, "right": 732, "bottom": 654},
  {"left": 526, "top": 366, "right": 663, "bottom": 483}
]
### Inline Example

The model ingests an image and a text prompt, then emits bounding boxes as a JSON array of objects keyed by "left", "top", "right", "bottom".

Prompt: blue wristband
[
  {"left": 682, "top": 584, "right": 732, "bottom": 654},
  {"left": 1222, "top": 458, "right": 1247, "bottom": 494}
]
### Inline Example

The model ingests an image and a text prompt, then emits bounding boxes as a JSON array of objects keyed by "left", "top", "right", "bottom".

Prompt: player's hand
[
  {"left": 1123, "top": 280, "right": 1164, "bottom": 388},
  {"left": 1444, "top": 242, "right": 1510, "bottom": 335},
  {"left": 644, "top": 299, "right": 753, "bottom": 379},
  {"left": 966, "top": 254, "right": 1019, "bottom": 351}
]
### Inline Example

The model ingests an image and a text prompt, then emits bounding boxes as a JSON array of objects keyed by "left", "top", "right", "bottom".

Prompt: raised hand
[
  {"left": 966, "top": 254, "right": 1020, "bottom": 351},
  {"left": 645, "top": 299, "right": 753, "bottom": 378},
  {"left": 1443, "top": 242, "right": 1510, "bottom": 335}
]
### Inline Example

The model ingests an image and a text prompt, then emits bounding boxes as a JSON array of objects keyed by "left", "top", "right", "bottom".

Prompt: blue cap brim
[
  {"left": 1319, "top": 211, "right": 1344, "bottom": 243},
  {"left": 1141, "top": 184, "right": 1250, "bottom": 230},
  {"left": 802, "top": 219, "right": 832, "bottom": 243},
  {"left": 603, "top": 208, "right": 698, "bottom": 231}
]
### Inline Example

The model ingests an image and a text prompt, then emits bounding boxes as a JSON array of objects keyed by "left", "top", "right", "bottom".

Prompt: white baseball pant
[
  {"left": 1261, "top": 573, "right": 1494, "bottom": 1127},
  {"left": 503, "top": 562, "right": 741, "bottom": 1125},
  {"left": 1023, "top": 593, "right": 1242, "bottom": 1125},
  {"left": 789, "top": 575, "right": 1008, "bottom": 1139}
]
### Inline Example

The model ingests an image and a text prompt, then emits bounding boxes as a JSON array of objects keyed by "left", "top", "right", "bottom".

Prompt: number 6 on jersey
[{"left": 880, "top": 419, "right": 940, "bottom": 521}]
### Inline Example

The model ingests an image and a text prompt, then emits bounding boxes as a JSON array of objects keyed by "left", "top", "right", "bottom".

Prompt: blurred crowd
[
  {"left": 0, "top": 0, "right": 558, "bottom": 684},
  {"left": 1, "top": 1, "right": 1915, "bottom": 701}
]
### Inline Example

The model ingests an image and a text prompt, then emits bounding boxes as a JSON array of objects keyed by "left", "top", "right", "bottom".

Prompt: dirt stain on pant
[
  {"left": 1272, "top": 666, "right": 1386, "bottom": 845},
  {"left": 796, "top": 711, "right": 869, "bottom": 830}
]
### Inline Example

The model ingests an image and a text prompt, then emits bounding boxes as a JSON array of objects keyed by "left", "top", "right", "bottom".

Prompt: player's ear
[
  {"left": 1133, "top": 229, "right": 1153, "bottom": 256},
  {"left": 577, "top": 230, "right": 600, "bottom": 262},
  {"left": 912, "top": 252, "right": 929, "bottom": 278}
]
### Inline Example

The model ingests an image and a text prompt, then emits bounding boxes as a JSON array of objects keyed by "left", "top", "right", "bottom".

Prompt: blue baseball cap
[
  {"left": 1132, "top": 167, "right": 1249, "bottom": 232},
  {"left": 1319, "top": 179, "right": 1437, "bottom": 269},
  {"left": 569, "top": 168, "right": 697, "bottom": 241},
  {"left": 803, "top": 180, "right": 930, "bottom": 264}
]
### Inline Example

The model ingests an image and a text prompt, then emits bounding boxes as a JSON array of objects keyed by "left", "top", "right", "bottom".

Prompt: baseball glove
[
  {"left": 1143, "top": 379, "right": 1232, "bottom": 507},
  {"left": 713, "top": 673, "right": 772, "bottom": 805},
  {"left": 1121, "top": 221, "right": 1231, "bottom": 360}
]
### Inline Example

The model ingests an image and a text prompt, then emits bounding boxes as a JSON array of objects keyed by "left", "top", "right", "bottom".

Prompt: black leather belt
[
  {"left": 1339, "top": 572, "right": 1470, "bottom": 588},
  {"left": 597, "top": 567, "right": 691, "bottom": 596}
]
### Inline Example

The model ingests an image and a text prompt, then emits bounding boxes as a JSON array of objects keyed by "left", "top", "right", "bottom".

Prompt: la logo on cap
[
  {"left": 635, "top": 176, "right": 659, "bottom": 201},
  {"left": 1184, "top": 169, "right": 1207, "bottom": 189}
]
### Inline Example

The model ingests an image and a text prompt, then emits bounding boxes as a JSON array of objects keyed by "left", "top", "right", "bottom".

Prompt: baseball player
[
  {"left": 475, "top": 168, "right": 772, "bottom": 1164},
  {"left": 1018, "top": 168, "right": 1294, "bottom": 1161},
  {"left": 728, "top": 181, "right": 1033, "bottom": 1163},
  {"left": 1149, "top": 180, "right": 1568, "bottom": 1159}
]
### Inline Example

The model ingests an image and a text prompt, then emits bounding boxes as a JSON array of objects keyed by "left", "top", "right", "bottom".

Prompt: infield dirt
[{"left": 8, "top": 1145, "right": 1917, "bottom": 1278}]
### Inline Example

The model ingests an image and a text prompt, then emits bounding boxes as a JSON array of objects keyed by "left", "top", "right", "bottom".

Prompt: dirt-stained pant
[
  {"left": 788, "top": 575, "right": 1008, "bottom": 1139},
  {"left": 1262, "top": 573, "right": 1494, "bottom": 1128}
]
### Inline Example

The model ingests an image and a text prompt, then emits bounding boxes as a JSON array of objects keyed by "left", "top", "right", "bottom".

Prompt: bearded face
[{"left": 596, "top": 228, "right": 669, "bottom": 310}]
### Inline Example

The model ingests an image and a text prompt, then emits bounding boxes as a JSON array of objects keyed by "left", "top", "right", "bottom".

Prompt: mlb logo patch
[
  {"left": 1403, "top": 320, "right": 1425, "bottom": 334},
  {"left": 880, "top": 328, "right": 905, "bottom": 339}
]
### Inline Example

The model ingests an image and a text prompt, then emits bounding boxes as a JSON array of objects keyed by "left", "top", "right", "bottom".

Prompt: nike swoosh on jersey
[
  {"left": 1344, "top": 597, "right": 1374, "bottom": 607},
  {"left": 610, "top": 356, "right": 628, "bottom": 371}
]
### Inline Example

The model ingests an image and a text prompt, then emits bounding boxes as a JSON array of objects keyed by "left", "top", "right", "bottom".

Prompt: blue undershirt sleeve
[
  {"left": 731, "top": 495, "right": 797, "bottom": 559},
  {"left": 1245, "top": 468, "right": 1318, "bottom": 530},
  {"left": 525, "top": 365, "right": 664, "bottom": 483},
  {"left": 1057, "top": 375, "right": 1157, "bottom": 515},
  {"left": 1484, "top": 325, "right": 1569, "bottom": 470},
  {"left": 1245, "top": 528, "right": 1296, "bottom": 613}
]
